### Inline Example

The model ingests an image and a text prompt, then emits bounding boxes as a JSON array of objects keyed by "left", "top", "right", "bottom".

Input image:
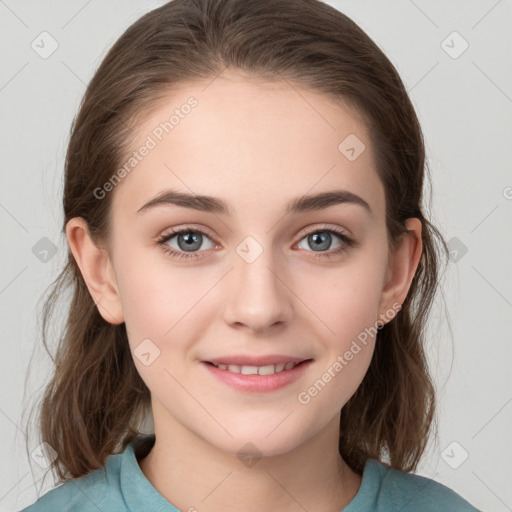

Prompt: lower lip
[{"left": 201, "top": 360, "right": 313, "bottom": 393}]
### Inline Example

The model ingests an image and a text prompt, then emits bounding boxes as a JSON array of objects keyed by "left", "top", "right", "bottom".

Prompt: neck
[{"left": 138, "top": 400, "right": 362, "bottom": 512}]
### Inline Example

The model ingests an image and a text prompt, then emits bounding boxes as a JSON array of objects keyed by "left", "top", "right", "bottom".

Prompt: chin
[{"left": 204, "top": 422, "right": 310, "bottom": 461}]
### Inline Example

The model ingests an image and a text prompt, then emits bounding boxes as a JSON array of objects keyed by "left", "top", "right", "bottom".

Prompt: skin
[{"left": 66, "top": 69, "right": 422, "bottom": 512}]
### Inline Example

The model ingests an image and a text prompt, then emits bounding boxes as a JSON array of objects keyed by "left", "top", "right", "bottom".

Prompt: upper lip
[{"left": 204, "top": 355, "right": 311, "bottom": 366}]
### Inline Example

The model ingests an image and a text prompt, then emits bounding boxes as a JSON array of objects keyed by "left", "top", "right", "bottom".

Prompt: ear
[
  {"left": 65, "top": 217, "right": 124, "bottom": 325},
  {"left": 378, "top": 218, "right": 422, "bottom": 324}
]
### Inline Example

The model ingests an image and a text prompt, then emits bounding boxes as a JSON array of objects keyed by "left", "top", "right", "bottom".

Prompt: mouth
[
  {"left": 203, "top": 359, "right": 312, "bottom": 376},
  {"left": 201, "top": 358, "right": 314, "bottom": 393}
]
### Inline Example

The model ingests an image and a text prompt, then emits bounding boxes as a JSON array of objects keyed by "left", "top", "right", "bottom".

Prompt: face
[{"left": 102, "top": 70, "right": 396, "bottom": 457}]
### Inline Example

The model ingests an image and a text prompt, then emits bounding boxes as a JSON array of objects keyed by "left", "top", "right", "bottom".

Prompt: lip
[
  {"left": 201, "top": 359, "right": 313, "bottom": 393},
  {"left": 204, "top": 354, "right": 308, "bottom": 366}
]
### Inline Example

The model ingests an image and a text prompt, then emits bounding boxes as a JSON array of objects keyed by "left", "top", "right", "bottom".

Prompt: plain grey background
[{"left": 1, "top": 1, "right": 511, "bottom": 511}]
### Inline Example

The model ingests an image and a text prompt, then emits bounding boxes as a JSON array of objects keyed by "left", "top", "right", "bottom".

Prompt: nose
[{"left": 222, "top": 238, "right": 294, "bottom": 334}]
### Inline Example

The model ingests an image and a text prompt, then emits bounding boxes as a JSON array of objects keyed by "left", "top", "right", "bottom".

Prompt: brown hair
[{"left": 26, "top": 0, "right": 449, "bottom": 484}]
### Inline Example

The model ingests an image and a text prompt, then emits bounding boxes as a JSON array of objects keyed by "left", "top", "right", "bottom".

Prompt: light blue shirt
[{"left": 20, "top": 434, "right": 480, "bottom": 511}]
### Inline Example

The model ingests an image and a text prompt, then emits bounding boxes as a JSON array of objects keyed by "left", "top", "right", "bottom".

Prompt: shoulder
[
  {"left": 364, "top": 458, "right": 480, "bottom": 511},
  {"left": 19, "top": 449, "right": 127, "bottom": 512}
]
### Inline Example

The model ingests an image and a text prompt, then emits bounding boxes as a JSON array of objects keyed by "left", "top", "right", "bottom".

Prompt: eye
[
  {"left": 295, "top": 227, "right": 356, "bottom": 259},
  {"left": 157, "top": 228, "right": 217, "bottom": 260},
  {"left": 156, "top": 225, "right": 357, "bottom": 261}
]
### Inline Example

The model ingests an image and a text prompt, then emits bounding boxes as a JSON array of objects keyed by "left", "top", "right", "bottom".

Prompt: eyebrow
[{"left": 136, "top": 188, "right": 372, "bottom": 216}]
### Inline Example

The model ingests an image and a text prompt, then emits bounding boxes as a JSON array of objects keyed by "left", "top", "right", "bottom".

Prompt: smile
[
  {"left": 207, "top": 361, "right": 302, "bottom": 375},
  {"left": 202, "top": 359, "right": 313, "bottom": 393}
]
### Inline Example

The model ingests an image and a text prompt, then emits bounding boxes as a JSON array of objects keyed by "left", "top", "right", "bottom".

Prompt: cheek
[
  {"left": 117, "top": 267, "right": 206, "bottom": 393},
  {"left": 115, "top": 254, "right": 222, "bottom": 378},
  {"left": 291, "top": 251, "right": 385, "bottom": 400},
  {"left": 116, "top": 248, "right": 206, "bottom": 333},
  {"left": 294, "top": 252, "right": 386, "bottom": 336},
  {"left": 295, "top": 275, "right": 380, "bottom": 414}
]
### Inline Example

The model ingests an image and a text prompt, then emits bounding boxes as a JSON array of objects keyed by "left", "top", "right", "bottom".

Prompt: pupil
[
  {"left": 178, "top": 232, "right": 201, "bottom": 251},
  {"left": 310, "top": 231, "right": 330, "bottom": 251}
]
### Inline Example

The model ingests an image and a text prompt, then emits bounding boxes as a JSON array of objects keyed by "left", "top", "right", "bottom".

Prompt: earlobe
[
  {"left": 378, "top": 218, "right": 422, "bottom": 325},
  {"left": 65, "top": 217, "right": 124, "bottom": 325}
]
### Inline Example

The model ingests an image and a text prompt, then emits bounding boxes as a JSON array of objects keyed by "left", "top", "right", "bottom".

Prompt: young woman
[{"left": 21, "top": 0, "right": 480, "bottom": 510}]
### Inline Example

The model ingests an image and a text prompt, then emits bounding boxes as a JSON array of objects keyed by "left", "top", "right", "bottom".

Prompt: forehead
[{"left": 111, "top": 70, "right": 384, "bottom": 220}]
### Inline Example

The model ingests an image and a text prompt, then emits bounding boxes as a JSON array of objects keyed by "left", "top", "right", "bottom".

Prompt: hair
[{"left": 26, "top": 0, "right": 449, "bottom": 484}]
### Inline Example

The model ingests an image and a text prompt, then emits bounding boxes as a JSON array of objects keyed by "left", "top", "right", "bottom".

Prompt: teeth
[
  {"left": 258, "top": 365, "right": 275, "bottom": 375},
  {"left": 212, "top": 361, "right": 302, "bottom": 375},
  {"left": 241, "top": 365, "right": 258, "bottom": 375}
]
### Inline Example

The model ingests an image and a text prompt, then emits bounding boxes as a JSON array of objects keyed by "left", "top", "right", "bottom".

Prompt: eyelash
[{"left": 156, "top": 225, "right": 356, "bottom": 261}]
